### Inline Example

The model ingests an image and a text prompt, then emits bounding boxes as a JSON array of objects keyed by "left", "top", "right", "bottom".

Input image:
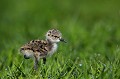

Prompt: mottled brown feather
[{"left": 20, "top": 39, "right": 51, "bottom": 57}]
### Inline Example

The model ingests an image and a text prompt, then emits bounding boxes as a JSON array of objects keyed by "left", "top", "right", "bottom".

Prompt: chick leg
[
  {"left": 34, "top": 56, "right": 39, "bottom": 70},
  {"left": 43, "top": 58, "right": 46, "bottom": 64}
]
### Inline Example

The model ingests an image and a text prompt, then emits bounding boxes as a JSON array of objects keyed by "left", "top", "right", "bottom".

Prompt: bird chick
[{"left": 20, "top": 29, "right": 66, "bottom": 70}]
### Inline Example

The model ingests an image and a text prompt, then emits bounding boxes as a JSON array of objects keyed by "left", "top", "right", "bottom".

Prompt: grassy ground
[{"left": 0, "top": 0, "right": 120, "bottom": 79}]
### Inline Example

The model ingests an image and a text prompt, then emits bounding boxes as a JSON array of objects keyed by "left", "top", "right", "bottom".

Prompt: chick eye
[{"left": 54, "top": 36, "right": 58, "bottom": 38}]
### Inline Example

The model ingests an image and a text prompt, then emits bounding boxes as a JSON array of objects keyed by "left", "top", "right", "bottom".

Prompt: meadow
[{"left": 0, "top": 0, "right": 120, "bottom": 79}]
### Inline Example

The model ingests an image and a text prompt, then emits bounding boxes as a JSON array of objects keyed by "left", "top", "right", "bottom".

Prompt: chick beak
[{"left": 60, "top": 38, "right": 67, "bottom": 43}]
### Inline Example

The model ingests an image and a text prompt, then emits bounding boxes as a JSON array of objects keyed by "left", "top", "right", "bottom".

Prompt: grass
[{"left": 0, "top": 0, "right": 120, "bottom": 79}]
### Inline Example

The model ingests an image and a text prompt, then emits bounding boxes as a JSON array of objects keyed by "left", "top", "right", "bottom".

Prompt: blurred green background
[{"left": 0, "top": 0, "right": 120, "bottom": 78}]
